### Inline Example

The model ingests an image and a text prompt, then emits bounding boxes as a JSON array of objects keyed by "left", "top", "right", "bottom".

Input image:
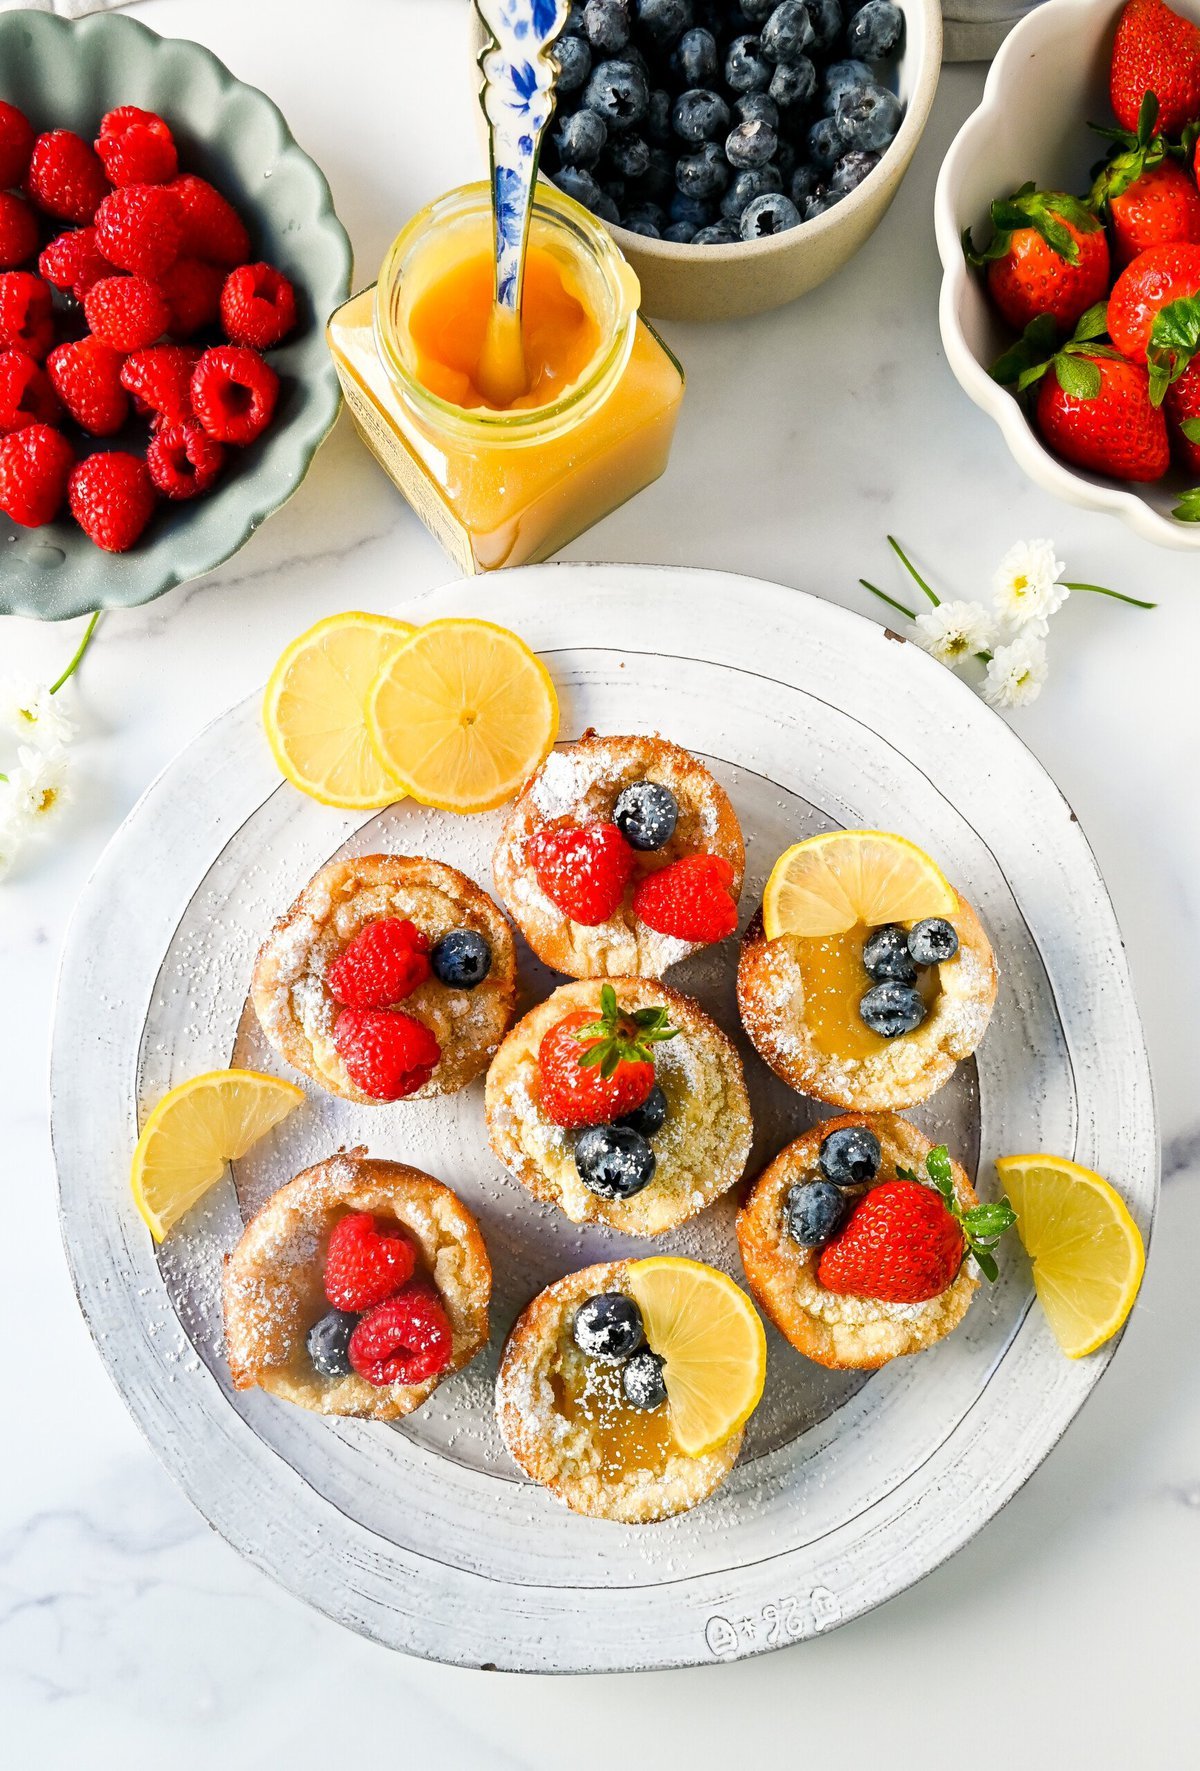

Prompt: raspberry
[
  {"left": 632, "top": 852, "right": 739, "bottom": 943},
  {"left": 191, "top": 345, "right": 279, "bottom": 444},
  {"left": 171, "top": 173, "right": 251, "bottom": 267},
  {"left": 0, "top": 101, "right": 35, "bottom": 190},
  {"left": 332, "top": 1006, "right": 441, "bottom": 1100},
  {"left": 324, "top": 1211, "right": 417, "bottom": 1312},
  {"left": 120, "top": 344, "right": 199, "bottom": 424},
  {"left": 327, "top": 918, "right": 432, "bottom": 1009},
  {"left": 96, "top": 107, "right": 178, "bottom": 188},
  {"left": 146, "top": 420, "right": 225, "bottom": 500},
  {"left": 0, "top": 423, "right": 74, "bottom": 527},
  {"left": 47, "top": 338, "right": 129, "bottom": 436},
  {"left": 27, "top": 130, "right": 109, "bottom": 224},
  {"left": 157, "top": 256, "right": 223, "bottom": 338},
  {"left": 528, "top": 821, "right": 636, "bottom": 924},
  {"left": 39, "top": 227, "right": 114, "bottom": 298},
  {"left": 0, "top": 194, "right": 38, "bottom": 270},
  {"left": 219, "top": 261, "right": 297, "bottom": 350},
  {"left": 83, "top": 274, "right": 170, "bottom": 352},
  {"left": 68, "top": 450, "right": 156, "bottom": 552},
  {"left": 347, "top": 1284, "right": 453, "bottom": 1387},
  {"left": 0, "top": 349, "right": 60, "bottom": 434},
  {"left": 0, "top": 273, "right": 54, "bottom": 361},
  {"left": 94, "top": 183, "right": 182, "bottom": 279}
]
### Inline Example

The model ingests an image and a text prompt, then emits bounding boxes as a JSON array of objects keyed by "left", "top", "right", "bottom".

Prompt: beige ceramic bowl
[{"left": 473, "top": 1, "right": 942, "bottom": 321}]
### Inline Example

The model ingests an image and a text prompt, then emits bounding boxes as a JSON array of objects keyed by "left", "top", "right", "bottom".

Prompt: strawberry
[
  {"left": 1111, "top": 0, "right": 1200, "bottom": 135},
  {"left": 327, "top": 918, "right": 431, "bottom": 1009},
  {"left": 528, "top": 820, "right": 635, "bottom": 924},
  {"left": 992, "top": 305, "right": 1171, "bottom": 480},
  {"left": 1090, "top": 94, "right": 1200, "bottom": 266},
  {"left": 632, "top": 852, "right": 739, "bottom": 943},
  {"left": 68, "top": 451, "right": 157, "bottom": 552},
  {"left": 1107, "top": 239, "right": 1200, "bottom": 397},
  {"left": 1165, "top": 355, "right": 1200, "bottom": 468},
  {"left": 964, "top": 185, "right": 1110, "bottom": 333},
  {"left": 347, "top": 1284, "right": 453, "bottom": 1387},
  {"left": 332, "top": 1005, "right": 441, "bottom": 1099},
  {"left": 0, "top": 423, "right": 74, "bottom": 527},
  {"left": 816, "top": 1146, "right": 1015, "bottom": 1303},
  {"left": 323, "top": 1211, "right": 416, "bottom": 1311},
  {"left": 536, "top": 984, "right": 676, "bottom": 1129}
]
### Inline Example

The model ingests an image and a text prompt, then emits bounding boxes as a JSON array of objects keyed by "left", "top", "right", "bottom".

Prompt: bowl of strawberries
[
  {"left": 0, "top": 8, "right": 352, "bottom": 619},
  {"left": 937, "top": 0, "right": 1200, "bottom": 548}
]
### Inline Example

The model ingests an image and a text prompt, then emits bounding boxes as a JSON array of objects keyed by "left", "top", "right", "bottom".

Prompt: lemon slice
[
  {"left": 762, "top": 829, "right": 958, "bottom": 940},
  {"left": 367, "top": 617, "right": 559, "bottom": 813},
  {"left": 627, "top": 1256, "right": 767, "bottom": 1457},
  {"left": 131, "top": 1069, "right": 304, "bottom": 1241},
  {"left": 996, "top": 1154, "right": 1146, "bottom": 1358},
  {"left": 263, "top": 611, "right": 414, "bottom": 809}
]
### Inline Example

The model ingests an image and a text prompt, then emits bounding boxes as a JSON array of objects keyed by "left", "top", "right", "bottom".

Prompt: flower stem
[
  {"left": 860, "top": 578, "right": 918, "bottom": 620},
  {"left": 50, "top": 610, "right": 101, "bottom": 695},
  {"left": 1062, "top": 581, "right": 1157, "bottom": 610},
  {"left": 887, "top": 535, "right": 941, "bottom": 606}
]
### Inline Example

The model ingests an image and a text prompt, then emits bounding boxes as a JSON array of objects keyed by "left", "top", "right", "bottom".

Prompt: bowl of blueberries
[{"left": 494, "top": 0, "right": 941, "bottom": 320}]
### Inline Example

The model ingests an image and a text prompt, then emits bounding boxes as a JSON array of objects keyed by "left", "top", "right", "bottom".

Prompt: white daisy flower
[
  {"left": 983, "top": 633, "right": 1049, "bottom": 710},
  {"left": 0, "top": 677, "right": 76, "bottom": 749},
  {"left": 8, "top": 742, "right": 72, "bottom": 826},
  {"left": 911, "top": 599, "right": 997, "bottom": 666},
  {"left": 992, "top": 538, "right": 1068, "bottom": 634}
]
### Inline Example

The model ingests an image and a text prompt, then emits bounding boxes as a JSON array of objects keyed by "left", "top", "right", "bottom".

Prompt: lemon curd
[
  {"left": 794, "top": 927, "right": 942, "bottom": 1061},
  {"left": 552, "top": 1348, "right": 675, "bottom": 1482},
  {"left": 326, "top": 181, "right": 684, "bottom": 574}
]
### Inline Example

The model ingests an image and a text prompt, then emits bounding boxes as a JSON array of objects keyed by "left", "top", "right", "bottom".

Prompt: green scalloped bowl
[{"left": 0, "top": 9, "right": 352, "bottom": 620}]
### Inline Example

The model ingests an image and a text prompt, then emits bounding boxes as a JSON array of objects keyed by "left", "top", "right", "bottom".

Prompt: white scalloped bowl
[{"left": 935, "top": 0, "right": 1200, "bottom": 551}]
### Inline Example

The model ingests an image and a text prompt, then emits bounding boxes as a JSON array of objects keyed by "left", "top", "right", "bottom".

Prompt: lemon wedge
[
  {"left": 367, "top": 617, "right": 559, "bottom": 813},
  {"left": 763, "top": 829, "right": 958, "bottom": 940},
  {"left": 627, "top": 1256, "right": 767, "bottom": 1457},
  {"left": 263, "top": 611, "right": 414, "bottom": 808},
  {"left": 996, "top": 1153, "right": 1145, "bottom": 1358},
  {"left": 131, "top": 1069, "right": 304, "bottom": 1241}
]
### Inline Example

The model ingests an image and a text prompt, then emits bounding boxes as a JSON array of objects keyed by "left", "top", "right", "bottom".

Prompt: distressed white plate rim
[{"left": 50, "top": 563, "right": 1157, "bottom": 1671}]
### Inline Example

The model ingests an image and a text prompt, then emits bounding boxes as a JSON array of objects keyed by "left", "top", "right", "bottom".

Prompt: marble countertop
[{"left": 3, "top": 1, "right": 1198, "bottom": 1763}]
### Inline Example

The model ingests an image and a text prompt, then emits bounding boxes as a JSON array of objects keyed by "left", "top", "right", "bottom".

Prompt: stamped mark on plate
[{"left": 705, "top": 1586, "right": 841, "bottom": 1655}]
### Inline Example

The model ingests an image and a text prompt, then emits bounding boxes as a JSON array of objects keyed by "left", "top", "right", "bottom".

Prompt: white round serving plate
[{"left": 51, "top": 563, "right": 1157, "bottom": 1672}]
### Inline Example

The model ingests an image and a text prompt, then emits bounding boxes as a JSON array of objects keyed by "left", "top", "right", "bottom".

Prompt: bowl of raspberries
[
  {"left": 0, "top": 9, "right": 351, "bottom": 618},
  {"left": 475, "top": 0, "right": 942, "bottom": 320},
  {"left": 939, "top": 0, "right": 1200, "bottom": 549}
]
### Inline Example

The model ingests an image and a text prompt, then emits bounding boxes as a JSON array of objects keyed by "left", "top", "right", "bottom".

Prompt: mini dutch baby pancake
[
  {"left": 738, "top": 830, "right": 998, "bottom": 1111},
  {"left": 492, "top": 731, "right": 745, "bottom": 980},
  {"left": 496, "top": 1256, "right": 767, "bottom": 1523},
  {"left": 223, "top": 1148, "right": 491, "bottom": 1420},
  {"left": 485, "top": 977, "right": 753, "bottom": 1236},
  {"left": 737, "top": 1115, "right": 1013, "bottom": 1370},
  {"left": 251, "top": 854, "right": 516, "bottom": 1104}
]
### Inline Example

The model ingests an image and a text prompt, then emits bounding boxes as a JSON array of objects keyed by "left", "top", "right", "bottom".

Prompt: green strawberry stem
[
  {"left": 901, "top": 1145, "right": 1016, "bottom": 1284},
  {"left": 1173, "top": 487, "right": 1200, "bottom": 521},
  {"left": 573, "top": 982, "right": 677, "bottom": 1078},
  {"left": 50, "top": 609, "right": 102, "bottom": 694}
]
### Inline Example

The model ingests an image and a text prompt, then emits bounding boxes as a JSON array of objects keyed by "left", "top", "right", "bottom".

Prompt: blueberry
[
  {"left": 802, "top": 186, "right": 844, "bottom": 221},
  {"left": 668, "top": 189, "right": 713, "bottom": 231},
  {"left": 640, "top": 144, "right": 676, "bottom": 199},
  {"left": 818, "top": 1123, "right": 881, "bottom": 1186},
  {"left": 574, "top": 1123, "right": 657, "bottom": 1198},
  {"left": 584, "top": 0, "right": 631, "bottom": 54},
  {"left": 553, "top": 165, "right": 605, "bottom": 209},
  {"left": 784, "top": 1178, "right": 848, "bottom": 1246},
  {"left": 622, "top": 1348, "right": 668, "bottom": 1409},
  {"left": 593, "top": 188, "right": 623, "bottom": 222},
  {"left": 616, "top": 1082, "right": 668, "bottom": 1138},
  {"left": 735, "top": 91, "right": 780, "bottom": 128},
  {"left": 554, "top": 34, "right": 593, "bottom": 94},
  {"left": 760, "top": 1, "right": 815, "bottom": 64},
  {"left": 430, "top": 927, "right": 492, "bottom": 989},
  {"left": 726, "top": 118, "right": 777, "bottom": 169},
  {"left": 739, "top": 190, "right": 801, "bottom": 237},
  {"left": 908, "top": 918, "right": 960, "bottom": 966},
  {"left": 769, "top": 55, "right": 816, "bottom": 109},
  {"left": 636, "top": 0, "right": 694, "bottom": 41},
  {"left": 646, "top": 87, "right": 674, "bottom": 144},
  {"left": 671, "top": 25, "right": 718, "bottom": 84},
  {"left": 835, "top": 79, "right": 902, "bottom": 152},
  {"left": 608, "top": 131, "right": 651, "bottom": 177},
  {"left": 676, "top": 142, "right": 729, "bottom": 198},
  {"left": 692, "top": 220, "right": 740, "bottom": 242},
  {"left": 307, "top": 1308, "right": 358, "bottom": 1378},
  {"left": 846, "top": 0, "right": 903, "bottom": 60},
  {"left": 806, "top": 0, "right": 843, "bottom": 49},
  {"left": 823, "top": 58, "right": 873, "bottom": 113},
  {"left": 860, "top": 981, "right": 926, "bottom": 1037},
  {"left": 722, "top": 163, "right": 782, "bottom": 218},
  {"left": 583, "top": 57, "right": 650, "bottom": 129},
  {"left": 725, "top": 34, "right": 772, "bottom": 93},
  {"left": 624, "top": 199, "right": 666, "bottom": 230},
  {"left": 808, "top": 113, "right": 845, "bottom": 168},
  {"left": 738, "top": 0, "right": 779, "bottom": 19},
  {"left": 614, "top": 779, "right": 679, "bottom": 849},
  {"left": 563, "top": 3, "right": 589, "bottom": 32},
  {"left": 622, "top": 217, "right": 661, "bottom": 236},
  {"left": 573, "top": 1291, "right": 646, "bottom": 1361},
  {"left": 862, "top": 923, "right": 918, "bottom": 983},
  {"left": 672, "top": 86, "right": 731, "bottom": 142},
  {"left": 830, "top": 147, "right": 880, "bottom": 192},
  {"left": 599, "top": 175, "right": 627, "bottom": 210},
  {"left": 775, "top": 138, "right": 797, "bottom": 182},
  {"left": 663, "top": 219, "right": 699, "bottom": 241},
  {"left": 789, "top": 163, "right": 819, "bottom": 207},
  {"left": 554, "top": 108, "right": 608, "bottom": 168}
]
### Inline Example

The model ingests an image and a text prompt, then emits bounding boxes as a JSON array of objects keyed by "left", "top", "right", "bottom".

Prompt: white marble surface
[{"left": 2, "top": 1, "right": 1198, "bottom": 1762}]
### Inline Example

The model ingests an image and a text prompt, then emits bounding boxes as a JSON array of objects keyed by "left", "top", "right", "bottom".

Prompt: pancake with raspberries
[
  {"left": 492, "top": 731, "right": 745, "bottom": 980},
  {"left": 223, "top": 1149, "right": 491, "bottom": 1420},
  {"left": 251, "top": 854, "right": 516, "bottom": 1104}
]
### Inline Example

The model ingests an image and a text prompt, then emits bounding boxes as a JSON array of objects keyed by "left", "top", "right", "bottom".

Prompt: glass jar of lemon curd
[{"left": 326, "top": 182, "right": 685, "bottom": 574}]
